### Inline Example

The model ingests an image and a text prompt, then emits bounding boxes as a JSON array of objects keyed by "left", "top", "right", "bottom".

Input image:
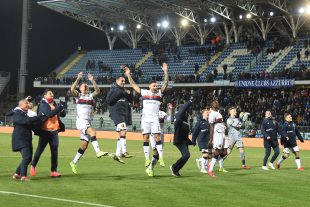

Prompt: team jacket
[
  {"left": 192, "top": 118, "right": 210, "bottom": 145},
  {"left": 280, "top": 121, "right": 304, "bottom": 146},
  {"left": 107, "top": 82, "right": 133, "bottom": 125},
  {"left": 261, "top": 117, "right": 280, "bottom": 140}
]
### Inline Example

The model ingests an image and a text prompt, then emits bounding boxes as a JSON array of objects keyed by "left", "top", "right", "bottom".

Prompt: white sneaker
[
  {"left": 196, "top": 159, "right": 201, "bottom": 170},
  {"left": 268, "top": 162, "right": 275, "bottom": 170},
  {"left": 262, "top": 166, "right": 269, "bottom": 170},
  {"left": 200, "top": 168, "right": 208, "bottom": 173}
]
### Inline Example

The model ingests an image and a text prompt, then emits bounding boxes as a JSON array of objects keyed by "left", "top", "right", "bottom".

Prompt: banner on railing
[{"left": 235, "top": 79, "right": 295, "bottom": 88}]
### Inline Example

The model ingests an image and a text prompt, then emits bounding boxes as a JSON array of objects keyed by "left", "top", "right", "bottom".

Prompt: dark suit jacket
[
  {"left": 173, "top": 101, "right": 192, "bottom": 145},
  {"left": 12, "top": 108, "right": 43, "bottom": 151}
]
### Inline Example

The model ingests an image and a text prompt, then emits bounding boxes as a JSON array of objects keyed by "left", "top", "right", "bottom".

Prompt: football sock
[
  {"left": 240, "top": 151, "right": 246, "bottom": 165},
  {"left": 277, "top": 155, "right": 286, "bottom": 165},
  {"left": 116, "top": 139, "right": 121, "bottom": 157},
  {"left": 295, "top": 157, "right": 301, "bottom": 168},
  {"left": 209, "top": 158, "right": 217, "bottom": 172},
  {"left": 219, "top": 157, "right": 224, "bottom": 168},
  {"left": 120, "top": 136, "right": 127, "bottom": 153},
  {"left": 72, "top": 148, "right": 84, "bottom": 164},
  {"left": 156, "top": 140, "right": 163, "bottom": 159},
  {"left": 90, "top": 136, "right": 100, "bottom": 153},
  {"left": 149, "top": 155, "right": 159, "bottom": 170},
  {"left": 202, "top": 157, "right": 208, "bottom": 170},
  {"left": 143, "top": 142, "right": 150, "bottom": 160}
]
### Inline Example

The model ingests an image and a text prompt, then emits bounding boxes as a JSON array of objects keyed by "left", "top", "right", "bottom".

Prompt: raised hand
[
  {"left": 78, "top": 72, "right": 83, "bottom": 79},
  {"left": 88, "top": 73, "right": 94, "bottom": 81},
  {"left": 162, "top": 62, "right": 168, "bottom": 73},
  {"left": 124, "top": 67, "right": 131, "bottom": 77}
]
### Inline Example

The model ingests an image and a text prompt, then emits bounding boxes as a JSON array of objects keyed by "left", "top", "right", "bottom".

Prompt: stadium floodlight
[
  {"left": 162, "top": 20, "right": 169, "bottom": 28},
  {"left": 119, "top": 25, "right": 124, "bottom": 31},
  {"left": 157, "top": 22, "right": 161, "bottom": 27},
  {"left": 210, "top": 17, "right": 216, "bottom": 23},
  {"left": 307, "top": 6, "right": 310, "bottom": 13},
  {"left": 246, "top": 13, "right": 252, "bottom": 19},
  {"left": 136, "top": 24, "right": 142, "bottom": 29},
  {"left": 239, "top": 15, "right": 243, "bottom": 19},
  {"left": 299, "top": 7, "right": 305, "bottom": 14},
  {"left": 269, "top": 11, "right": 274, "bottom": 16},
  {"left": 181, "top": 19, "right": 189, "bottom": 26},
  {"left": 110, "top": 27, "right": 114, "bottom": 31},
  {"left": 204, "top": 18, "right": 207, "bottom": 23}
]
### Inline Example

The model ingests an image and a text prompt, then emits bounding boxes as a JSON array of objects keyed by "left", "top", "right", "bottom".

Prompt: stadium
[{"left": 0, "top": 0, "right": 310, "bottom": 206}]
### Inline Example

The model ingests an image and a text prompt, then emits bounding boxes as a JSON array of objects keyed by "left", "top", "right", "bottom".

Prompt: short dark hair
[
  {"left": 149, "top": 80, "right": 157, "bottom": 84},
  {"left": 116, "top": 75, "right": 125, "bottom": 80},
  {"left": 42, "top": 89, "right": 52, "bottom": 96},
  {"left": 284, "top": 113, "right": 291, "bottom": 119}
]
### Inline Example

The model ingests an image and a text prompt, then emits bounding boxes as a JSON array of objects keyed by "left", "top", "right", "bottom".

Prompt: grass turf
[{"left": 0, "top": 132, "right": 309, "bottom": 207}]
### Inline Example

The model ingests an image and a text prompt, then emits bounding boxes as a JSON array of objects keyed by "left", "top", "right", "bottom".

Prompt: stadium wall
[{"left": 1, "top": 126, "right": 310, "bottom": 150}]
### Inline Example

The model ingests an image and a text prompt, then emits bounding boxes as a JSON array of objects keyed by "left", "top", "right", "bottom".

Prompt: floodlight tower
[{"left": 18, "top": 0, "right": 30, "bottom": 99}]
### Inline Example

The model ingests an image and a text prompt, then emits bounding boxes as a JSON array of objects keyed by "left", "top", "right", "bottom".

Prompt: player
[
  {"left": 261, "top": 110, "right": 280, "bottom": 170},
  {"left": 124, "top": 63, "right": 169, "bottom": 176},
  {"left": 192, "top": 108, "right": 211, "bottom": 173},
  {"left": 107, "top": 74, "right": 133, "bottom": 164},
  {"left": 276, "top": 113, "right": 304, "bottom": 171},
  {"left": 69, "top": 72, "right": 108, "bottom": 174},
  {"left": 208, "top": 100, "right": 225, "bottom": 177},
  {"left": 225, "top": 107, "right": 250, "bottom": 169}
]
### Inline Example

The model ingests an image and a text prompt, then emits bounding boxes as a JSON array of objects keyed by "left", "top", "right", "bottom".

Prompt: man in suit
[
  {"left": 11, "top": 99, "right": 45, "bottom": 181},
  {"left": 170, "top": 99, "right": 193, "bottom": 177}
]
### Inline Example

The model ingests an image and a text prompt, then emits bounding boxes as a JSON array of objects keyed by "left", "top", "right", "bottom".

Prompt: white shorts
[
  {"left": 141, "top": 121, "right": 161, "bottom": 134},
  {"left": 283, "top": 146, "right": 299, "bottom": 154},
  {"left": 116, "top": 122, "right": 127, "bottom": 132},
  {"left": 223, "top": 135, "right": 229, "bottom": 149},
  {"left": 213, "top": 132, "right": 224, "bottom": 150},
  {"left": 76, "top": 118, "right": 91, "bottom": 142}
]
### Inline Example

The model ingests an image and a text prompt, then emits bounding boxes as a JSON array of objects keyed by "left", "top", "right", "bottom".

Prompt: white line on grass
[{"left": 0, "top": 190, "right": 115, "bottom": 207}]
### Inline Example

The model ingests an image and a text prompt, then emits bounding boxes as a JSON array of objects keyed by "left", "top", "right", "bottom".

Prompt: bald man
[{"left": 11, "top": 99, "right": 46, "bottom": 181}]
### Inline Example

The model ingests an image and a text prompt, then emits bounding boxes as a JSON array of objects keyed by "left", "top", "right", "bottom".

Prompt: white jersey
[
  {"left": 141, "top": 89, "right": 162, "bottom": 122},
  {"left": 76, "top": 93, "right": 94, "bottom": 120},
  {"left": 27, "top": 110, "right": 37, "bottom": 117},
  {"left": 208, "top": 110, "right": 225, "bottom": 133}
]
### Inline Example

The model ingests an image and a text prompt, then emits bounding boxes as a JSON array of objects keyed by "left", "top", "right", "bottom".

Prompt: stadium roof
[{"left": 38, "top": 0, "right": 310, "bottom": 47}]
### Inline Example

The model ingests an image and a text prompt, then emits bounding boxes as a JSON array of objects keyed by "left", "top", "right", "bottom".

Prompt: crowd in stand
[{"left": 159, "top": 88, "right": 310, "bottom": 127}]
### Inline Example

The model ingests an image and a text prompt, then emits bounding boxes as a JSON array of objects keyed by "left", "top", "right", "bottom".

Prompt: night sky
[{"left": 0, "top": 0, "right": 127, "bottom": 94}]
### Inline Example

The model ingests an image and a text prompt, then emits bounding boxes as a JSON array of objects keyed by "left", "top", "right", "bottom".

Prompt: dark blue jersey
[{"left": 280, "top": 121, "right": 304, "bottom": 147}]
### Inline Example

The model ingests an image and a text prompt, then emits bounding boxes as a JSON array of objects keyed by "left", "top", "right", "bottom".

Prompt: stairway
[
  {"left": 56, "top": 53, "right": 85, "bottom": 79},
  {"left": 197, "top": 51, "right": 223, "bottom": 75},
  {"left": 135, "top": 51, "right": 153, "bottom": 69}
]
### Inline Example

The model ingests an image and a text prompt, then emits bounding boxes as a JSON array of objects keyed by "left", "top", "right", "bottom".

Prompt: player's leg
[
  {"left": 30, "top": 135, "right": 49, "bottom": 176},
  {"left": 86, "top": 127, "right": 108, "bottom": 157},
  {"left": 269, "top": 144, "right": 279, "bottom": 170},
  {"left": 199, "top": 150, "right": 209, "bottom": 173},
  {"left": 236, "top": 139, "right": 250, "bottom": 169},
  {"left": 70, "top": 136, "right": 89, "bottom": 174},
  {"left": 142, "top": 122, "right": 151, "bottom": 167},
  {"left": 117, "top": 122, "right": 132, "bottom": 158},
  {"left": 48, "top": 131, "right": 61, "bottom": 177},
  {"left": 276, "top": 148, "right": 289, "bottom": 169},
  {"left": 262, "top": 147, "right": 271, "bottom": 170},
  {"left": 152, "top": 121, "right": 164, "bottom": 166},
  {"left": 218, "top": 148, "right": 228, "bottom": 172},
  {"left": 293, "top": 146, "right": 304, "bottom": 170}
]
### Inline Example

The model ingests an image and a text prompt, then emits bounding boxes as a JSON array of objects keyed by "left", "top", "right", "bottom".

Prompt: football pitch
[{"left": 0, "top": 133, "right": 309, "bottom": 207}]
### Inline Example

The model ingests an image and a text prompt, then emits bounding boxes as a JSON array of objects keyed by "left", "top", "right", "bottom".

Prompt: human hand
[
  {"left": 124, "top": 67, "right": 131, "bottom": 76},
  {"left": 162, "top": 63, "right": 168, "bottom": 73},
  {"left": 88, "top": 73, "right": 94, "bottom": 81},
  {"left": 78, "top": 72, "right": 83, "bottom": 79}
]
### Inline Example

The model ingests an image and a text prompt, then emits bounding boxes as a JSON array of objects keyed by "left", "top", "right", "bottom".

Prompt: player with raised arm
[
  {"left": 124, "top": 63, "right": 169, "bottom": 176},
  {"left": 69, "top": 72, "right": 108, "bottom": 174}
]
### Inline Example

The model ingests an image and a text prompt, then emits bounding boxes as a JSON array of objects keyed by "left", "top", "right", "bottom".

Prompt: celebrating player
[
  {"left": 69, "top": 72, "right": 108, "bottom": 174},
  {"left": 107, "top": 74, "right": 133, "bottom": 164},
  {"left": 124, "top": 63, "right": 169, "bottom": 176}
]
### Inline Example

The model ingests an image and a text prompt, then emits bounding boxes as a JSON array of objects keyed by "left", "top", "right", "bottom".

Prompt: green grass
[{"left": 0, "top": 132, "right": 309, "bottom": 207}]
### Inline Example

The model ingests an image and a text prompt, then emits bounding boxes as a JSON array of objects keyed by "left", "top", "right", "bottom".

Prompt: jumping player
[{"left": 69, "top": 72, "right": 108, "bottom": 174}]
